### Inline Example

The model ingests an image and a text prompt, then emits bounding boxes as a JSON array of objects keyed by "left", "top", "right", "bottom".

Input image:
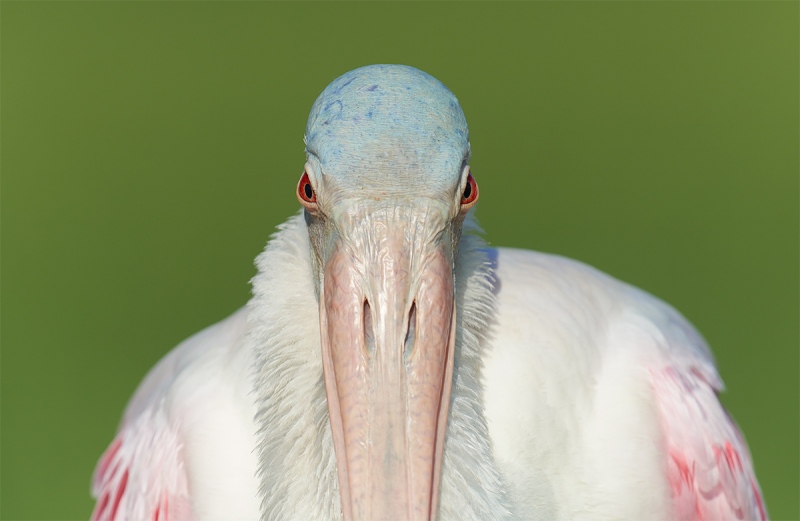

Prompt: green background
[{"left": 2, "top": 2, "right": 797, "bottom": 519}]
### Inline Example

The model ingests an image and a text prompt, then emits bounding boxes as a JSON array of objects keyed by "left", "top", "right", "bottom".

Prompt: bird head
[{"left": 297, "top": 65, "right": 479, "bottom": 521}]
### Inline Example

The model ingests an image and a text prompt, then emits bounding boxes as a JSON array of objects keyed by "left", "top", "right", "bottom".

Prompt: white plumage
[
  {"left": 91, "top": 215, "right": 765, "bottom": 520},
  {"left": 91, "top": 65, "right": 766, "bottom": 521}
]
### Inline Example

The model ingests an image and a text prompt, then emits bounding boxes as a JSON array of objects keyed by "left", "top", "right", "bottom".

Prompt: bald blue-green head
[
  {"left": 297, "top": 65, "right": 479, "bottom": 521},
  {"left": 304, "top": 64, "right": 470, "bottom": 211}
]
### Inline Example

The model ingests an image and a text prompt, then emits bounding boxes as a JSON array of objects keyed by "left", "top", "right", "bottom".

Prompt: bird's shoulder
[
  {"left": 488, "top": 246, "right": 712, "bottom": 365},
  {"left": 122, "top": 307, "right": 253, "bottom": 422},
  {"left": 91, "top": 307, "right": 261, "bottom": 521},
  {"left": 482, "top": 247, "right": 766, "bottom": 519}
]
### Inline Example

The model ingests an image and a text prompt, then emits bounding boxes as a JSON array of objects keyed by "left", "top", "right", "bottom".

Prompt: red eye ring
[
  {"left": 297, "top": 171, "right": 317, "bottom": 204},
  {"left": 461, "top": 172, "right": 478, "bottom": 206}
]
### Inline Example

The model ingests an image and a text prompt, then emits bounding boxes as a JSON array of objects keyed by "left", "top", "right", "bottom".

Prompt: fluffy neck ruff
[{"left": 247, "top": 212, "right": 514, "bottom": 520}]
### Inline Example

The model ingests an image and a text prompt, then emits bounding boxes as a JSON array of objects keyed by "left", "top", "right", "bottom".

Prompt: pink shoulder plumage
[
  {"left": 652, "top": 364, "right": 767, "bottom": 521},
  {"left": 91, "top": 408, "right": 191, "bottom": 521}
]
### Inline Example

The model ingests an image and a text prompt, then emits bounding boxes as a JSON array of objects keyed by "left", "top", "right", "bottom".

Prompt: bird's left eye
[{"left": 461, "top": 172, "right": 479, "bottom": 208}]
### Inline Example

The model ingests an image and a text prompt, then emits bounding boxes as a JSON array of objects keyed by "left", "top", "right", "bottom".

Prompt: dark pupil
[
  {"left": 304, "top": 182, "right": 313, "bottom": 199},
  {"left": 463, "top": 182, "right": 472, "bottom": 200}
]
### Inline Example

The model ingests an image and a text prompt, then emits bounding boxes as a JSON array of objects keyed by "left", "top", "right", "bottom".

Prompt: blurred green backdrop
[{"left": 2, "top": 2, "right": 797, "bottom": 520}]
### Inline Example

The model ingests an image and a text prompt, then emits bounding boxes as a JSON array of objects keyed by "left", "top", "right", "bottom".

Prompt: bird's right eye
[{"left": 297, "top": 171, "right": 317, "bottom": 205}]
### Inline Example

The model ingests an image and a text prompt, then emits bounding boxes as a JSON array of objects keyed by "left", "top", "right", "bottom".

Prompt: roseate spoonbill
[{"left": 91, "top": 64, "right": 767, "bottom": 521}]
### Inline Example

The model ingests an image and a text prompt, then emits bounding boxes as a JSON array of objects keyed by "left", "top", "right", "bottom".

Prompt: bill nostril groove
[
  {"left": 403, "top": 302, "right": 417, "bottom": 362},
  {"left": 363, "top": 300, "right": 375, "bottom": 356}
]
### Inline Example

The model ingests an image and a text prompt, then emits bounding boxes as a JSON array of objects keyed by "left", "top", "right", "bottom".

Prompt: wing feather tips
[
  {"left": 92, "top": 436, "right": 122, "bottom": 497},
  {"left": 652, "top": 365, "right": 767, "bottom": 521},
  {"left": 91, "top": 433, "right": 128, "bottom": 521},
  {"left": 90, "top": 409, "right": 192, "bottom": 521}
]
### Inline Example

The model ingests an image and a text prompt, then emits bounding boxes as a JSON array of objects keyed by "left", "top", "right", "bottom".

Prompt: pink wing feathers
[
  {"left": 91, "top": 407, "right": 191, "bottom": 521},
  {"left": 90, "top": 308, "right": 255, "bottom": 520},
  {"left": 652, "top": 363, "right": 767, "bottom": 521}
]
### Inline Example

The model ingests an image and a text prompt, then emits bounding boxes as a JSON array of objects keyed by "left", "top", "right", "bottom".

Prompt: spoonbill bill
[{"left": 91, "top": 64, "right": 767, "bottom": 521}]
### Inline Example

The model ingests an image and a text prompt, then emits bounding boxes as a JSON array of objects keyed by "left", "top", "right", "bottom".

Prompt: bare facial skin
[{"left": 297, "top": 64, "right": 479, "bottom": 521}]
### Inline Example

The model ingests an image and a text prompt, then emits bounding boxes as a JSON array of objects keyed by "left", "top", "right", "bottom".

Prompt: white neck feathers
[{"left": 247, "top": 212, "right": 514, "bottom": 520}]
